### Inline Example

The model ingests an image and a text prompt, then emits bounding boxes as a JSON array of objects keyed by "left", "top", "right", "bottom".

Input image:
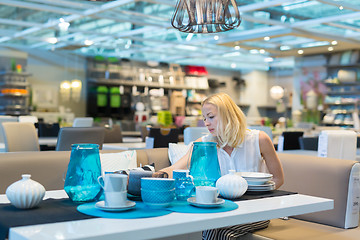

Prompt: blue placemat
[
  {"left": 77, "top": 201, "right": 171, "bottom": 219},
  {"left": 167, "top": 200, "right": 238, "bottom": 213}
]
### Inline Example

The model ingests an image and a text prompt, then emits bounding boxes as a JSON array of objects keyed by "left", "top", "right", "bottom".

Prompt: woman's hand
[{"left": 152, "top": 171, "right": 169, "bottom": 178}]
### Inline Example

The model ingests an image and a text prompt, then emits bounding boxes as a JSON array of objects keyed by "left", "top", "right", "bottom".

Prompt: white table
[
  {"left": 122, "top": 131, "right": 141, "bottom": 137},
  {"left": 4, "top": 190, "right": 333, "bottom": 240}
]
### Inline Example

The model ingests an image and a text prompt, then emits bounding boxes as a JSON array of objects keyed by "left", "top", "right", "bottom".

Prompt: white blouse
[{"left": 201, "top": 129, "right": 264, "bottom": 176}]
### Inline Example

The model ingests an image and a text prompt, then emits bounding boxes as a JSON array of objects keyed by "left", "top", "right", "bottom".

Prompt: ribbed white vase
[
  {"left": 6, "top": 174, "right": 46, "bottom": 209},
  {"left": 216, "top": 170, "right": 248, "bottom": 199}
]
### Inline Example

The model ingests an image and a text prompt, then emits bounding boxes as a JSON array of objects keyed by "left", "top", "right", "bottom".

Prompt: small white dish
[
  {"left": 187, "top": 197, "right": 225, "bottom": 208},
  {"left": 95, "top": 200, "right": 136, "bottom": 212},
  {"left": 238, "top": 172, "right": 273, "bottom": 179},
  {"left": 237, "top": 172, "right": 273, "bottom": 185}
]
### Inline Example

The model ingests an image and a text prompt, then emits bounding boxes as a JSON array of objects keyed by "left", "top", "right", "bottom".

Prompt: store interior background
[
  {"left": 1, "top": 46, "right": 299, "bottom": 125},
  {"left": 1, "top": 0, "right": 358, "bottom": 129}
]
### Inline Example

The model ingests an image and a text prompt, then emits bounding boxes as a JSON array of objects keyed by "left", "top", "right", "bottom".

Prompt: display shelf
[
  {"left": 325, "top": 82, "right": 360, "bottom": 86},
  {"left": 0, "top": 82, "right": 29, "bottom": 87},
  {"left": 327, "top": 91, "right": 360, "bottom": 95},
  {"left": 88, "top": 78, "right": 209, "bottom": 90},
  {"left": 0, "top": 72, "right": 31, "bottom": 116},
  {"left": 0, "top": 93, "right": 29, "bottom": 97},
  {"left": 325, "top": 102, "right": 357, "bottom": 105}
]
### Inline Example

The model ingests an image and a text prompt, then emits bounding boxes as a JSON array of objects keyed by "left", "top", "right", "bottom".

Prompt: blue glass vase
[
  {"left": 189, "top": 142, "right": 221, "bottom": 187},
  {"left": 64, "top": 144, "right": 102, "bottom": 202}
]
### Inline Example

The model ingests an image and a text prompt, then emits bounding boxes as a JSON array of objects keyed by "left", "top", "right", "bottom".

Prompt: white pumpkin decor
[
  {"left": 6, "top": 174, "right": 46, "bottom": 209},
  {"left": 216, "top": 170, "right": 248, "bottom": 199}
]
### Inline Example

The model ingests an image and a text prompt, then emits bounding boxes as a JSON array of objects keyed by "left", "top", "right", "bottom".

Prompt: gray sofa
[{"left": 0, "top": 150, "right": 358, "bottom": 238}]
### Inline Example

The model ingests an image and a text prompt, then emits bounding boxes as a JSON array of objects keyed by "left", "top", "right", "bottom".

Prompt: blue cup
[
  {"left": 173, "top": 170, "right": 190, "bottom": 180},
  {"left": 141, "top": 178, "right": 175, "bottom": 191},
  {"left": 175, "top": 177, "right": 195, "bottom": 201}
]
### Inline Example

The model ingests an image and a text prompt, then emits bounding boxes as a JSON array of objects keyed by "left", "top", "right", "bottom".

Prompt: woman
[{"left": 158, "top": 92, "right": 284, "bottom": 239}]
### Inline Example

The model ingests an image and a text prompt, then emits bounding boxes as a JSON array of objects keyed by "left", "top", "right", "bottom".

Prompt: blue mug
[{"left": 173, "top": 169, "right": 190, "bottom": 180}]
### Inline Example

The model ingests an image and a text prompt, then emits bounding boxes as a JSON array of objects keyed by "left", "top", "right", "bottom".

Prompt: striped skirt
[{"left": 202, "top": 220, "right": 270, "bottom": 240}]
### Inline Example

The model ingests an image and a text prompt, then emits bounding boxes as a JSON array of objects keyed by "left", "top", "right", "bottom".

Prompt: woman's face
[{"left": 202, "top": 103, "right": 218, "bottom": 136}]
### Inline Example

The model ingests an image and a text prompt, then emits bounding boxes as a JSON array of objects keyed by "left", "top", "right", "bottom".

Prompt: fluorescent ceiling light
[
  {"left": 282, "top": 1, "right": 319, "bottom": 11},
  {"left": 176, "top": 45, "right": 198, "bottom": 51},
  {"left": 300, "top": 41, "right": 329, "bottom": 48},
  {"left": 222, "top": 52, "right": 241, "bottom": 57},
  {"left": 280, "top": 46, "right": 291, "bottom": 51}
]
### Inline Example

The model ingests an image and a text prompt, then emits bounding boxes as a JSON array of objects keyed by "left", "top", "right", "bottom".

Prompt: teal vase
[
  {"left": 64, "top": 144, "right": 102, "bottom": 202},
  {"left": 189, "top": 142, "right": 221, "bottom": 187}
]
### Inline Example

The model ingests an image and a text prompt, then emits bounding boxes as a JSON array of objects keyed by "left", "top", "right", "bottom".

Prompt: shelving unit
[
  {"left": 0, "top": 72, "right": 31, "bottom": 116},
  {"left": 322, "top": 60, "right": 360, "bottom": 126},
  {"left": 86, "top": 58, "right": 210, "bottom": 119}
]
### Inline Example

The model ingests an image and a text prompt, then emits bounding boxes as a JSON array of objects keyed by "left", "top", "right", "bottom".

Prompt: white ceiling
[{"left": 0, "top": 0, "right": 360, "bottom": 71}]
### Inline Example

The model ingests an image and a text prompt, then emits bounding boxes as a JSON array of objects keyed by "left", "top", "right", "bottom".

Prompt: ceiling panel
[{"left": 0, "top": 0, "right": 359, "bottom": 71}]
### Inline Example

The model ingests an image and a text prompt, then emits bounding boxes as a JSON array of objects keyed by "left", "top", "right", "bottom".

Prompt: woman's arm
[
  {"left": 156, "top": 138, "right": 202, "bottom": 178},
  {"left": 258, "top": 131, "right": 284, "bottom": 189}
]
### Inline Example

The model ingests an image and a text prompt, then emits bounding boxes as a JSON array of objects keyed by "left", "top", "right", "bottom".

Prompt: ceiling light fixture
[
  {"left": 298, "top": 50, "right": 304, "bottom": 54},
  {"left": 47, "top": 37, "right": 58, "bottom": 44},
  {"left": 84, "top": 40, "right": 94, "bottom": 46},
  {"left": 234, "top": 46, "right": 240, "bottom": 50},
  {"left": 328, "top": 47, "right": 334, "bottom": 51},
  {"left": 58, "top": 18, "right": 70, "bottom": 31},
  {"left": 264, "top": 36, "right": 270, "bottom": 41},
  {"left": 331, "top": 41, "right": 338, "bottom": 45},
  {"left": 171, "top": 0, "right": 241, "bottom": 33}
]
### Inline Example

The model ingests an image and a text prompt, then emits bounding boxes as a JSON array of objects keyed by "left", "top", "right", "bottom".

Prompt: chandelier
[{"left": 171, "top": 0, "right": 241, "bottom": 34}]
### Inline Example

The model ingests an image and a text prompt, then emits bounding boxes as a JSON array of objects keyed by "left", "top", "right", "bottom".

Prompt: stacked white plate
[{"left": 236, "top": 172, "right": 275, "bottom": 192}]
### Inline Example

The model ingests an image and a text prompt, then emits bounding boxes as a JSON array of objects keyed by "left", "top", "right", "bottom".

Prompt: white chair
[
  {"left": 183, "top": 127, "right": 209, "bottom": 145},
  {"left": 1, "top": 122, "right": 40, "bottom": 152},
  {"left": 18, "top": 115, "right": 38, "bottom": 124},
  {"left": 0, "top": 116, "right": 18, "bottom": 143},
  {"left": 72, "top": 117, "right": 94, "bottom": 127},
  {"left": 248, "top": 126, "right": 273, "bottom": 142}
]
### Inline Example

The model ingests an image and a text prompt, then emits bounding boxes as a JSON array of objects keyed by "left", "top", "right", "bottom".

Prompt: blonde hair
[{"left": 202, "top": 92, "right": 247, "bottom": 148}]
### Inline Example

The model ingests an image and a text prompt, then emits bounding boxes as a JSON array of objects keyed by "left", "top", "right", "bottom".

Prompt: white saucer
[
  {"left": 95, "top": 200, "right": 136, "bottom": 212},
  {"left": 187, "top": 197, "right": 225, "bottom": 208},
  {"left": 248, "top": 181, "right": 275, "bottom": 188}
]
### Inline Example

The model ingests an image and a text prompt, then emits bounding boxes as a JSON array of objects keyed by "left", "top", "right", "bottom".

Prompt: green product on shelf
[
  {"left": 157, "top": 110, "right": 173, "bottom": 126},
  {"left": 97, "top": 86, "right": 108, "bottom": 107},
  {"left": 108, "top": 57, "right": 119, "bottom": 63},
  {"left": 110, "top": 87, "right": 121, "bottom": 108}
]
